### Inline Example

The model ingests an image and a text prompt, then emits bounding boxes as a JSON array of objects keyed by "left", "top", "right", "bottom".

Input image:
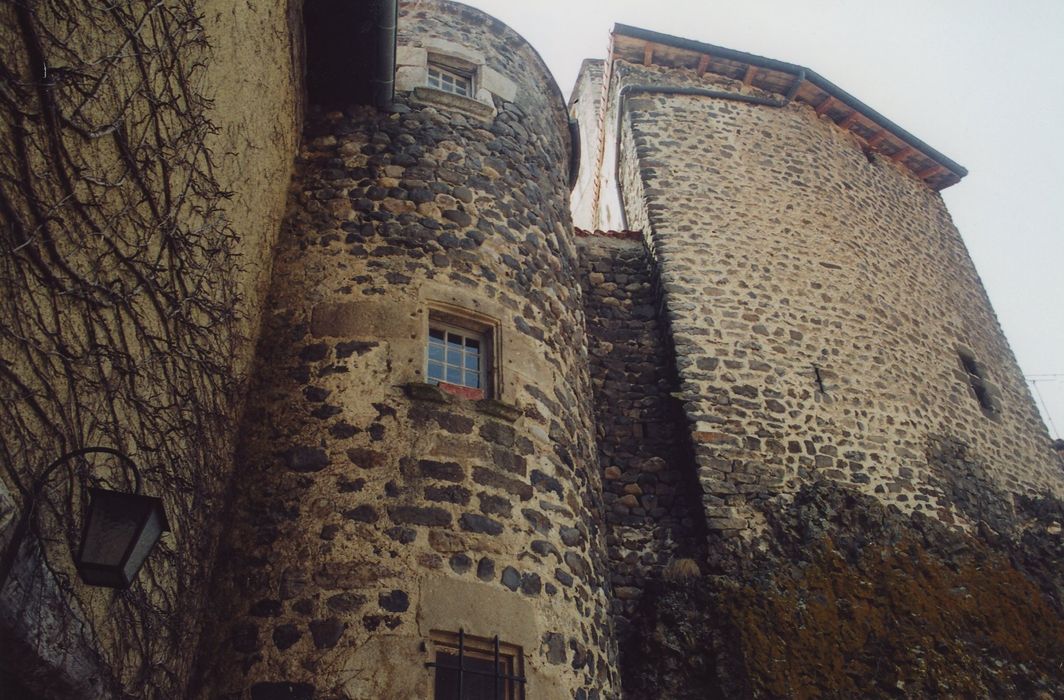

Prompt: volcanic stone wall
[
  {"left": 608, "top": 59, "right": 1064, "bottom": 552},
  {"left": 577, "top": 232, "right": 703, "bottom": 632},
  {"left": 196, "top": 3, "right": 618, "bottom": 698}
]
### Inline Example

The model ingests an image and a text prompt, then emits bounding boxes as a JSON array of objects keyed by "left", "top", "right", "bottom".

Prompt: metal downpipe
[{"left": 374, "top": 0, "right": 398, "bottom": 109}]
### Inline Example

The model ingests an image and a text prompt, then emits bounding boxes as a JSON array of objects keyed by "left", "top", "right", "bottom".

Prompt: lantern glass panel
[
  {"left": 121, "top": 506, "right": 165, "bottom": 584},
  {"left": 77, "top": 488, "right": 167, "bottom": 588}
]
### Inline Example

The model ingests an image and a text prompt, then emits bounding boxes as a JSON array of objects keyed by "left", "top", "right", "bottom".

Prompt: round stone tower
[{"left": 197, "top": 1, "right": 618, "bottom": 697}]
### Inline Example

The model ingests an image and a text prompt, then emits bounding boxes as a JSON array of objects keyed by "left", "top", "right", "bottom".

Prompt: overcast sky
[{"left": 462, "top": 0, "right": 1064, "bottom": 440}]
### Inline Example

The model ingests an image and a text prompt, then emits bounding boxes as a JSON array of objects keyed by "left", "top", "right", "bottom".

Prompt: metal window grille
[
  {"left": 426, "top": 629, "right": 526, "bottom": 700},
  {"left": 427, "top": 65, "right": 472, "bottom": 97},
  {"left": 427, "top": 325, "right": 482, "bottom": 390}
]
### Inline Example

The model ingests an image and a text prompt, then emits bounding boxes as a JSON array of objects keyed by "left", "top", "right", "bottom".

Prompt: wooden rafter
[
  {"left": 815, "top": 95, "right": 836, "bottom": 116},
  {"left": 917, "top": 164, "right": 945, "bottom": 179},
  {"left": 696, "top": 54, "right": 710, "bottom": 76},
  {"left": 891, "top": 146, "right": 915, "bottom": 162},
  {"left": 867, "top": 130, "right": 888, "bottom": 147},
  {"left": 643, "top": 42, "right": 654, "bottom": 66},
  {"left": 839, "top": 111, "right": 860, "bottom": 129},
  {"left": 743, "top": 65, "right": 757, "bottom": 86}
]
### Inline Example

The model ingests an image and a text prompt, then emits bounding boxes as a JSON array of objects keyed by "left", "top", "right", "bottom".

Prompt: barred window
[{"left": 428, "top": 629, "right": 525, "bottom": 700}]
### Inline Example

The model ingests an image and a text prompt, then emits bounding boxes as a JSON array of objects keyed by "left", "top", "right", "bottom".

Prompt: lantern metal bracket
[{"left": 0, "top": 447, "right": 153, "bottom": 591}]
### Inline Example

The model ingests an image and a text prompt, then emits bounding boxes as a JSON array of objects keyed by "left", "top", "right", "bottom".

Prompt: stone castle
[{"left": 2, "top": 1, "right": 1063, "bottom": 698}]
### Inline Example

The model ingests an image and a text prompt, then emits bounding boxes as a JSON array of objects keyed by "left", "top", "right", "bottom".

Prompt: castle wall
[
  {"left": 608, "top": 59, "right": 1063, "bottom": 552},
  {"left": 577, "top": 232, "right": 703, "bottom": 633},
  {"left": 0, "top": 1, "right": 299, "bottom": 695},
  {"left": 197, "top": 2, "right": 618, "bottom": 698}
]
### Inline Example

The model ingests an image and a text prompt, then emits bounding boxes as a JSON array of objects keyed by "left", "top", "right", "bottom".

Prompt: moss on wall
[{"left": 624, "top": 482, "right": 1064, "bottom": 699}]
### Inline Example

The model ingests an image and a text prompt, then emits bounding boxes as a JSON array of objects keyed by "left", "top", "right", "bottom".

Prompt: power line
[{"left": 1028, "top": 378, "right": 1061, "bottom": 440}]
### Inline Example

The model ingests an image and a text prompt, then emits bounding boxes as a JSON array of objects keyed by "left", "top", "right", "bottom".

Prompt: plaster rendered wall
[
  {"left": 197, "top": 3, "right": 618, "bottom": 698},
  {"left": 569, "top": 60, "right": 606, "bottom": 231},
  {"left": 200, "top": 0, "right": 303, "bottom": 349},
  {"left": 0, "top": 1, "right": 299, "bottom": 696},
  {"left": 608, "top": 59, "right": 1063, "bottom": 552}
]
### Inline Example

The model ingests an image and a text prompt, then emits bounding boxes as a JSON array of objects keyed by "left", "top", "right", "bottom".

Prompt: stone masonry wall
[
  {"left": 609, "top": 59, "right": 1064, "bottom": 559},
  {"left": 577, "top": 232, "right": 704, "bottom": 637},
  {"left": 196, "top": 3, "right": 618, "bottom": 698}
]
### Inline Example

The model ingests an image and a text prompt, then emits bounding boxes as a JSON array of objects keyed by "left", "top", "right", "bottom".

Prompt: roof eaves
[{"left": 612, "top": 23, "right": 968, "bottom": 183}]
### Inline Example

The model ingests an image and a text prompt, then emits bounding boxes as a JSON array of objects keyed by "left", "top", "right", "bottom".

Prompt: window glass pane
[
  {"left": 434, "top": 653, "right": 500, "bottom": 700},
  {"left": 430, "top": 327, "right": 445, "bottom": 341},
  {"left": 433, "top": 664, "right": 460, "bottom": 700},
  {"left": 465, "top": 337, "right": 480, "bottom": 351},
  {"left": 464, "top": 353, "right": 479, "bottom": 370},
  {"left": 447, "top": 332, "right": 463, "bottom": 347},
  {"left": 446, "top": 347, "right": 461, "bottom": 365},
  {"left": 465, "top": 371, "right": 480, "bottom": 388},
  {"left": 462, "top": 657, "right": 496, "bottom": 699},
  {"left": 429, "top": 343, "right": 444, "bottom": 361},
  {"left": 446, "top": 365, "right": 462, "bottom": 384},
  {"left": 428, "top": 362, "right": 444, "bottom": 381}
]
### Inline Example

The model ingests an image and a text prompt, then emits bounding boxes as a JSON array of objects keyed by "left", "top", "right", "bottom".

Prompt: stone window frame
[
  {"left": 427, "top": 629, "right": 525, "bottom": 700},
  {"left": 426, "top": 303, "right": 500, "bottom": 401},
  {"left": 395, "top": 40, "right": 517, "bottom": 120}
]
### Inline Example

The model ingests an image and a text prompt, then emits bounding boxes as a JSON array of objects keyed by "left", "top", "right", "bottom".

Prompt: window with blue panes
[
  {"left": 427, "top": 324, "right": 485, "bottom": 392},
  {"left": 427, "top": 64, "right": 472, "bottom": 98}
]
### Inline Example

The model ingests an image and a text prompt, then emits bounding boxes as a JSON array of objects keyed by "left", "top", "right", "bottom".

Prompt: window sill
[
  {"left": 403, "top": 382, "right": 451, "bottom": 404},
  {"left": 474, "top": 398, "right": 521, "bottom": 422},
  {"left": 437, "top": 382, "right": 485, "bottom": 401},
  {"left": 401, "top": 383, "right": 521, "bottom": 422},
  {"left": 411, "top": 86, "right": 495, "bottom": 120}
]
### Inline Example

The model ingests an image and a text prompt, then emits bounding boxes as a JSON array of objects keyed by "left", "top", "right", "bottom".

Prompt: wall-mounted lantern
[
  {"left": 75, "top": 487, "right": 169, "bottom": 588},
  {"left": 0, "top": 447, "right": 169, "bottom": 591}
]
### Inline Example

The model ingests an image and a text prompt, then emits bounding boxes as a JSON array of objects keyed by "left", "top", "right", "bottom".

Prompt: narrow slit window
[
  {"left": 427, "top": 629, "right": 525, "bottom": 700},
  {"left": 958, "top": 351, "right": 996, "bottom": 414},
  {"left": 427, "top": 64, "right": 472, "bottom": 97}
]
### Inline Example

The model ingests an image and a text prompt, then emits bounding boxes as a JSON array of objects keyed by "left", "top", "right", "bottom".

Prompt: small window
[
  {"left": 428, "top": 629, "right": 525, "bottom": 700},
  {"left": 958, "top": 350, "right": 996, "bottom": 414},
  {"left": 426, "top": 308, "right": 495, "bottom": 399},
  {"left": 427, "top": 64, "right": 472, "bottom": 97}
]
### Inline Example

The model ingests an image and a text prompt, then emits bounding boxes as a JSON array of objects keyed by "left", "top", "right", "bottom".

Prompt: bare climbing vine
[{"left": 1, "top": 1, "right": 245, "bottom": 695}]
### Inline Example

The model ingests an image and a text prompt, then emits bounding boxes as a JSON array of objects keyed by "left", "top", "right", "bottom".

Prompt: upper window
[
  {"left": 426, "top": 308, "right": 496, "bottom": 399},
  {"left": 428, "top": 629, "right": 525, "bottom": 700},
  {"left": 427, "top": 64, "right": 472, "bottom": 98}
]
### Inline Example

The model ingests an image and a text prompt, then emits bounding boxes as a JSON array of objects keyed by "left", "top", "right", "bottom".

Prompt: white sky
[{"left": 464, "top": 0, "right": 1064, "bottom": 440}]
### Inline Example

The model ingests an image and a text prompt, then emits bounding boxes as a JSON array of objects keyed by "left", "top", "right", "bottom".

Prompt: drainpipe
[
  {"left": 374, "top": 0, "right": 398, "bottom": 109},
  {"left": 613, "top": 70, "right": 805, "bottom": 230}
]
